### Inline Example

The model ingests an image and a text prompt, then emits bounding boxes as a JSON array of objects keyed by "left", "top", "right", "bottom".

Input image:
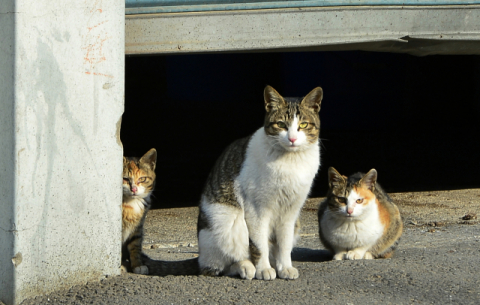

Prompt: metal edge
[
  {"left": 125, "top": 4, "right": 480, "bottom": 19},
  {"left": 125, "top": 0, "right": 480, "bottom": 14}
]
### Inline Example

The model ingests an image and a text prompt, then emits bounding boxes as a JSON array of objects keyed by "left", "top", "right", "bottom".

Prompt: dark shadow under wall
[{"left": 122, "top": 51, "right": 480, "bottom": 208}]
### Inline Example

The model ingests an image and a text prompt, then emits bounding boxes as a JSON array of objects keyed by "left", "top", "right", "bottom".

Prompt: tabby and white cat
[
  {"left": 318, "top": 167, "right": 402, "bottom": 260},
  {"left": 122, "top": 148, "right": 157, "bottom": 274},
  {"left": 198, "top": 85, "right": 323, "bottom": 280}
]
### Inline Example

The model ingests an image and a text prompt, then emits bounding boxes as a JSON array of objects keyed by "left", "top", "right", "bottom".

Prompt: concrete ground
[{"left": 17, "top": 189, "right": 480, "bottom": 304}]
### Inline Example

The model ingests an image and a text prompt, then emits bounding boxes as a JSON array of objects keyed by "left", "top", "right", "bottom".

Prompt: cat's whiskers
[
  {"left": 332, "top": 207, "right": 347, "bottom": 217},
  {"left": 149, "top": 191, "right": 157, "bottom": 199},
  {"left": 318, "top": 138, "right": 327, "bottom": 151},
  {"left": 265, "top": 135, "right": 284, "bottom": 155}
]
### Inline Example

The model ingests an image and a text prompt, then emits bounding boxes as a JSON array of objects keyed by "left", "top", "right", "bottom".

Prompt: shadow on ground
[{"left": 292, "top": 248, "right": 332, "bottom": 263}]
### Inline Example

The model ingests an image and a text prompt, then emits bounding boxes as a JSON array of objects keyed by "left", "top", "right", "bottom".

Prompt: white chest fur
[
  {"left": 237, "top": 128, "right": 320, "bottom": 219},
  {"left": 321, "top": 206, "right": 384, "bottom": 251}
]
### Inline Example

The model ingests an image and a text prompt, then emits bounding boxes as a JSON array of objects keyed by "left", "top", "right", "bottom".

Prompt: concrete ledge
[{"left": 125, "top": 5, "right": 480, "bottom": 56}]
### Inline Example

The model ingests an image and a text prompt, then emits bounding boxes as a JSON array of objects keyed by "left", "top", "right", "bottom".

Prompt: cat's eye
[
  {"left": 138, "top": 177, "right": 147, "bottom": 183},
  {"left": 356, "top": 198, "right": 364, "bottom": 204},
  {"left": 276, "top": 121, "right": 287, "bottom": 129},
  {"left": 123, "top": 178, "right": 129, "bottom": 183},
  {"left": 336, "top": 197, "right": 346, "bottom": 204},
  {"left": 299, "top": 122, "right": 308, "bottom": 129}
]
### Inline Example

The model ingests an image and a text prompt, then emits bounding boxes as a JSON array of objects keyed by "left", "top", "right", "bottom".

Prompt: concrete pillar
[{"left": 0, "top": 1, "right": 124, "bottom": 304}]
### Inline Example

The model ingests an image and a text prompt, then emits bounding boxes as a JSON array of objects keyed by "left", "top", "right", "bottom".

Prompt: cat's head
[
  {"left": 263, "top": 86, "right": 322, "bottom": 152},
  {"left": 326, "top": 167, "right": 378, "bottom": 220},
  {"left": 123, "top": 148, "right": 157, "bottom": 201}
]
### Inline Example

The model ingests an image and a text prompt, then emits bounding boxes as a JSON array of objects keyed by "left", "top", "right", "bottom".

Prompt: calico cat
[
  {"left": 198, "top": 85, "right": 323, "bottom": 280},
  {"left": 122, "top": 148, "right": 157, "bottom": 274},
  {"left": 318, "top": 167, "right": 403, "bottom": 260}
]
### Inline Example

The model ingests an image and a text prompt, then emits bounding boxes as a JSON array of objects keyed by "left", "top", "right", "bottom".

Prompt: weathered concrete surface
[
  {"left": 0, "top": 1, "right": 124, "bottom": 304},
  {"left": 125, "top": 5, "right": 480, "bottom": 56},
  {"left": 16, "top": 189, "right": 480, "bottom": 304}
]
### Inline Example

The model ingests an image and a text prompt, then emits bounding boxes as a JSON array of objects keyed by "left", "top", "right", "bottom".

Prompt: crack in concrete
[{"left": 0, "top": 226, "right": 17, "bottom": 233}]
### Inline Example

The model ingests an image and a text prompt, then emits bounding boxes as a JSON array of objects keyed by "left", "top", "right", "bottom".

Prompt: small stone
[{"left": 462, "top": 213, "right": 477, "bottom": 220}]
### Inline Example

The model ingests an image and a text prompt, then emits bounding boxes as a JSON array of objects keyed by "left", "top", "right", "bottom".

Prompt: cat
[
  {"left": 197, "top": 85, "right": 323, "bottom": 280},
  {"left": 317, "top": 167, "right": 403, "bottom": 260},
  {"left": 122, "top": 148, "right": 157, "bottom": 274}
]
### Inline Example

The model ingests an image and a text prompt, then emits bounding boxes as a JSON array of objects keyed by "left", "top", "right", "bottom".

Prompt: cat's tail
[
  {"left": 375, "top": 237, "right": 401, "bottom": 259},
  {"left": 141, "top": 253, "right": 199, "bottom": 276}
]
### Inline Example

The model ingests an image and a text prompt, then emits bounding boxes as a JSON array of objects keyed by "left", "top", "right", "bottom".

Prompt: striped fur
[
  {"left": 198, "top": 86, "right": 323, "bottom": 280},
  {"left": 122, "top": 148, "right": 157, "bottom": 274},
  {"left": 318, "top": 168, "right": 403, "bottom": 260}
]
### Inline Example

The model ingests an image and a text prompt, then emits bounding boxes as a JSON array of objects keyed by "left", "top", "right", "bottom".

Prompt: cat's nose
[
  {"left": 289, "top": 138, "right": 297, "bottom": 143},
  {"left": 347, "top": 208, "right": 354, "bottom": 215},
  {"left": 131, "top": 186, "right": 138, "bottom": 193}
]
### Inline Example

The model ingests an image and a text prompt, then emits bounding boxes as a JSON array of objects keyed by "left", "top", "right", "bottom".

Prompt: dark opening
[{"left": 123, "top": 51, "right": 480, "bottom": 208}]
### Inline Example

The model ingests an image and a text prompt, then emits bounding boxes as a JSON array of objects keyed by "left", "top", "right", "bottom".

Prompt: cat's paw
[
  {"left": 333, "top": 252, "right": 347, "bottom": 260},
  {"left": 278, "top": 267, "right": 299, "bottom": 280},
  {"left": 345, "top": 250, "right": 364, "bottom": 260},
  {"left": 133, "top": 265, "right": 149, "bottom": 275},
  {"left": 120, "top": 265, "right": 128, "bottom": 274},
  {"left": 364, "top": 252, "right": 374, "bottom": 260},
  {"left": 236, "top": 261, "right": 256, "bottom": 280},
  {"left": 255, "top": 268, "right": 276, "bottom": 280}
]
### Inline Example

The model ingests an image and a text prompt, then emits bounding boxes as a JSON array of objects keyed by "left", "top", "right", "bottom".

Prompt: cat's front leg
[
  {"left": 127, "top": 231, "right": 149, "bottom": 275},
  {"left": 333, "top": 251, "right": 347, "bottom": 260},
  {"left": 345, "top": 247, "right": 370, "bottom": 260},
  {"left": 273, "top": 221, "right": 299, "bottom": 280},
  {"left": 331, "top": 246, "right": 348, "bottom": 260},
  {"left": 250, "top": 222, "right": 276, "bottom": 280},
  {"left": 228, "top": 260, "right": 256, "bottom": 280},
  {"left": 364, "top": 251, "right": 374, "bottom": 259},
  {"left": 255, "top": 257, "right": 276, "bottom": 280}
]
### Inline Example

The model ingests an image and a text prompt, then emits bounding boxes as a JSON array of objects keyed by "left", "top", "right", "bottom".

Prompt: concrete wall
[{"left": 0, "top": 1, "right": 125, "bottom": 304}]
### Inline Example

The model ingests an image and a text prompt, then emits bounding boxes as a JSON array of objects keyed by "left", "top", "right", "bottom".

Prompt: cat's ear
[
  {"left": 264, "top": 85, "right": 285, "bottom": 113},
  {"left": 328, "top": 167, "right": 345, "bottom": 189},
  {"left": 140, "top": 148, "right": 157, "bottom": 170},
  {"left": 301, "top": 87, "right": 323, "bottom": 112},
  {"left": 360, "top": 169, "right": 377, "bottom": 191}
]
